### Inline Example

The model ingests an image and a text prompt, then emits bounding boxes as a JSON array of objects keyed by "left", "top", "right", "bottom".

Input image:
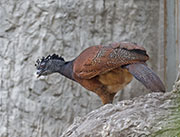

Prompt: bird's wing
[
  {"left": 125, "top": 63, "right": 165, "bottom": 92},
  {"left": 73, "top": 42, "right": 149, "bottom": 79}
]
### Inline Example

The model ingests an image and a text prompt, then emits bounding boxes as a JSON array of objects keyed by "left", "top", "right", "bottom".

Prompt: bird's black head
[{"left": 35, "top": 54, "right": 65, "bottom": 78}]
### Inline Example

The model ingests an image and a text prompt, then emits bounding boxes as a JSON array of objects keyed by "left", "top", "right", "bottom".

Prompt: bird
[{"left": 35, "top": 42, "right": 165, "bottom": 104}]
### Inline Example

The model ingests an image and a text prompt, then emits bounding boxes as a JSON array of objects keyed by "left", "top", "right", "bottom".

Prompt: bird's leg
[
  {"left": 100, "top": 93, "right": 116, "bottom": 105},
  {"left": 94, "top": 86, "right": 116, "bottom": 105}
]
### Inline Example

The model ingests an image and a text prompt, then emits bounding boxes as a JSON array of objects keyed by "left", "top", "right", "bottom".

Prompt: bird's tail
[{"left": 125, "top": 63, "right": 165, "bottom": 92}]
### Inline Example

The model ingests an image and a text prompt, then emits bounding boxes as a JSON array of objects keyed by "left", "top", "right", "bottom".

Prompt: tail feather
[{"left": 125, "top": 63, "right": 165, "bottom": 92}]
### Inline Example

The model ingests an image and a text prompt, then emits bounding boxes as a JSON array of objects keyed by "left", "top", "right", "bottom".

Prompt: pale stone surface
[
  {"left": 0, "top": 0, "right": 161, "bottom": 136},
  {"left": 61, "top": 92, "right": 173, "bottom": 137},
  {"left": 61, "top": 80, "right": 180, "bottom": 137}
]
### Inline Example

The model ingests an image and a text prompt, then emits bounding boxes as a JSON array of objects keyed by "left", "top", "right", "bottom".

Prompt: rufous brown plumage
[{"left": 35, "top": 42, "right": 165, "bottom": 104}]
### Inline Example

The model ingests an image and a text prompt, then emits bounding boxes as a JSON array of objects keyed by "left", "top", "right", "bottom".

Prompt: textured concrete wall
[{"left": 0, "top": 0, "right": 160, "bottom": 136}]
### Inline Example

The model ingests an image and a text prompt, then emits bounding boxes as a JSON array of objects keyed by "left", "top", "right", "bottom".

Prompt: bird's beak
[
  {"left": 36, "top": 70, "right": 42, "bottom": 78},
  {"left": 37, "top": 74, "right": 41, "bottom": 78}
]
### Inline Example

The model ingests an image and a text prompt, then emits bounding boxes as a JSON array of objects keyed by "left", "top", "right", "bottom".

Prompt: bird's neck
[{"left": 54, "top": 60, "right": 75, "bottom": 81}]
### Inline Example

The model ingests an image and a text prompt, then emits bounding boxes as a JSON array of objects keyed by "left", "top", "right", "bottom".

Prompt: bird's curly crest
[{"left": 35, "top": 54, "right": 64, "bottom": 68}]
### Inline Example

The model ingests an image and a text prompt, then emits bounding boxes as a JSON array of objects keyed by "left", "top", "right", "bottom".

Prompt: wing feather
[{"left": 73, "top": 42, "right": 149, "bottom": 79}]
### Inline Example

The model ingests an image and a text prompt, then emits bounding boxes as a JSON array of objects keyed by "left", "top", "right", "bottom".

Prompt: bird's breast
[{"left": 98, "top": 67, "right": 133, "bottom": 93}]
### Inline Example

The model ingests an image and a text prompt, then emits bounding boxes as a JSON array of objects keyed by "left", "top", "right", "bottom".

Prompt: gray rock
[
  {"left": 61, "top": 92, "right": 175, "bottom": 137},
  {"left": 61, "top": 82, "right": 180, "bottom": 137}
]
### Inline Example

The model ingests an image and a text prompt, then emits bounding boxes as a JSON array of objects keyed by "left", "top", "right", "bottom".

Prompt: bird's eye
[{"left": 40, "top": 64, "right": 45, "bottom": 68}]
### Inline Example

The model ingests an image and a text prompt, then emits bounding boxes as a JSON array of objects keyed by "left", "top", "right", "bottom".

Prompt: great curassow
[{"left": 35, "top": 42, "right": 165, "bottom": 104}]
